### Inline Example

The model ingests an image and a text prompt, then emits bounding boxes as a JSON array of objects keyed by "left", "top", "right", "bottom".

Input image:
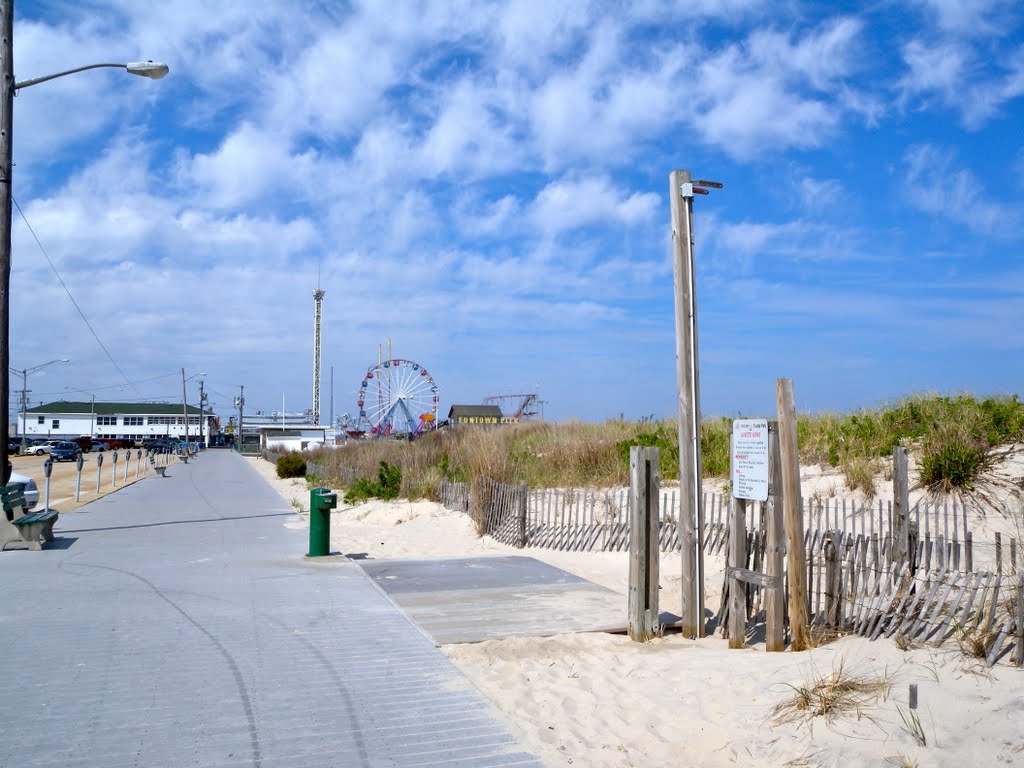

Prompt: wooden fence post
[
  {"left": 728, "top": 494, "right": 748, "bottom": 649},
  {"left": 628, "top": 446, "right": 661, "bottom": 642},
  {"left": 1015, "top": 574, "right": 1023, "bottom": 666},
  {"left": 824, "top": 533, "right": 840, "bottom": 629},
  {"left": 893, "top": 447, "right": 910, "bottom": 568},
  {"left": 765, "top": 423, "right": 785, "bottom": 651},
  {"left": 516, "top": 481, "right": 527, "bottom": 548},
  {"left": 777, "top": 378, "right": 810, "bottom": 650}
]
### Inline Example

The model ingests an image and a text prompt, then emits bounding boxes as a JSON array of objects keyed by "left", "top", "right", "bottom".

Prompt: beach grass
[{"left": 308, "top": 393, "right": 1024, "bottom": 504}]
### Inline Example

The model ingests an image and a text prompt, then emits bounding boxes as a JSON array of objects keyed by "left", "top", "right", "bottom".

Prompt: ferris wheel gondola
[{"left": 356, "top": 358, "right": 440, "bottom": 436}]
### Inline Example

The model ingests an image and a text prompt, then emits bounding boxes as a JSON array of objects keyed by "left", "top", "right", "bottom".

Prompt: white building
[{"left": 22, "top": 401, "right": 218, "bottom": 444}]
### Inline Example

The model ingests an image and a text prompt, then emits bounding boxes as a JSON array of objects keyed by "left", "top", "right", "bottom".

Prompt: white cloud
[
  {"left": 688, "top": 18, "right": 864, "bottom": 158},
  {"left": 902, "top": 144, "right": 1021, "bottom": 236},
  {"left": 530, "top": 176, "right": 659, "bottom": 237},
  {"left": 182, "top": 123, "right": 324, "bottom": 209},
  {"left": 910, "top": 0, "right": 1016, "bottom": 35}
]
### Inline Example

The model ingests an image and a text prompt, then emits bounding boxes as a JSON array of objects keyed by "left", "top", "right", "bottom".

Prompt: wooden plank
[
  {"left": 906, "top": 573, "right": 946, "bottom": 639},
  {"left": 931, "top": 572, "right": 973, "bottom": 644},
  {"left": 730, "top": 566, "right": 779, "bottom": 589},
  {"left": 919, "top": 572, "right": 960, "bottom": 642},
  {"left": 882, "top": 570, "right": 928, "bottom": 640},
  {"left": 986, "top": 621, "right": 1012, "bottom": 667},
  {"left": 983, "top": 575, "right": 1001, "bottom": 634},
  {"left": 1015, "top": 573, "right": 1024, "bottom": 666}
]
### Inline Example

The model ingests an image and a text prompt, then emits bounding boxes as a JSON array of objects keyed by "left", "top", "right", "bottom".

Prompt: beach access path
[{"left": 0, "top": 449, "right": 544, "bottom": 768}]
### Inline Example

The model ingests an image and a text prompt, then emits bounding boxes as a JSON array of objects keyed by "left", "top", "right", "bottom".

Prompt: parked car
[
  {"left": 144, "top": 439, "right": 179, "bottom": 453},
  {"left": 7, "top": 470, "right": 39, "bottom": 509},
  {"left": 73, "top": 437, "right": 109, "bottom": 453},
  {"left": 20, "top": 440, "right": 52, "bottom": 456},
  {"left": 51, "top": 441, "right": 82, "bottom": 462}
]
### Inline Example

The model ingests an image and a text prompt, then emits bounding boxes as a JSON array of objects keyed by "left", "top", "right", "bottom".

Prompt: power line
[{"left": 13, "top": 196, "right": 141, "bottom": 396}]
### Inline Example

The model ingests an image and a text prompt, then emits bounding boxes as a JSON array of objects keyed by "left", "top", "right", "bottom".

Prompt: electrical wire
[{"left": 13, "top": 196, "right": 142, "bottom": 397}]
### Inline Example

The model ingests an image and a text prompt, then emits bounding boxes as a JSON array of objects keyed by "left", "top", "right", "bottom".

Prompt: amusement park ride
[
  {"left": 350, "top": 358, "right": 440, "bottom": 438},
  {"left": 344, "top": 343, "right": 540, "bottom": 439},
  {"left": 483, "top": 393, "right": 539, "bottom": 421}
]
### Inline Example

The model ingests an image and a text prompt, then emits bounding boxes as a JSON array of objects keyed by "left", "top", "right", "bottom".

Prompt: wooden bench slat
[{"left": 13, "top": 510, "right": 58, "bottom": 526}]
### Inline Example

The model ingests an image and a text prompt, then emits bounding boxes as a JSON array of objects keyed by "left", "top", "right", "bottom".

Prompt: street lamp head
[{"left": 126, "top": 61, "right": 169, "bottom": 80}]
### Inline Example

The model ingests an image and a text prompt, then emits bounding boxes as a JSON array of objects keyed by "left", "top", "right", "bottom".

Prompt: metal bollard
[{"left": 307, "top": 487, "right": 337, "bottom": 557}]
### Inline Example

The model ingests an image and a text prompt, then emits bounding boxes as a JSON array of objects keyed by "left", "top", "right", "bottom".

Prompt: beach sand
[{"left": 249, "top": 455, "right": 1024, "bottom": 768}]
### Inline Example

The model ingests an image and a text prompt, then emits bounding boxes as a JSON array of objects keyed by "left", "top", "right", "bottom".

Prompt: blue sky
[{"left": 6, "top": 0, "right": 1024, "bottom": 425}]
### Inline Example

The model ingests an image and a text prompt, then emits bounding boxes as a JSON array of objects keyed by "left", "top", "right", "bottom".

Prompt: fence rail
[
  {"left": 440, "top": 477, "right": 1022, "bottom": 664},
  {"left": 440, "top": 479, "right": 1021, "bottom": 574}
]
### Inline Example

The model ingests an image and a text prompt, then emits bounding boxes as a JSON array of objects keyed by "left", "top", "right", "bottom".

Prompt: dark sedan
[{"left": 51, "top": 441, "right": 82, "bottom": 462}]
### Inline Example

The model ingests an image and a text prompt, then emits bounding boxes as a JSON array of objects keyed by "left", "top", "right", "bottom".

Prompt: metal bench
[{"left": 1, "top": 485, "right": 58, "bottom": 551}]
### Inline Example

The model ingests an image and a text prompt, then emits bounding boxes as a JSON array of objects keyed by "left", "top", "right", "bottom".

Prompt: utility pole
[
  {"left": 198, "top": 379, "right": 206, "bottom": 447},
  {"left": 234, "top": 385, "right": 244, "bottom": 453},
  {"left": 670, "top": 170, "right": 722, "bottom": 639},
  {"left": 1, "top": 0, "right": 15, "bottom": 484},
  {"left": 180, "top": 367, "right": 189, "bottom": 445},
  {"left": 17, "top": 368, "right": 26, "bottom": 452}
]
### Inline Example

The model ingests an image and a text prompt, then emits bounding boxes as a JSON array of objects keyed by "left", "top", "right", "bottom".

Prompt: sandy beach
[{"left": 249, "top": 456, "right": 1024, "bottom": 768}]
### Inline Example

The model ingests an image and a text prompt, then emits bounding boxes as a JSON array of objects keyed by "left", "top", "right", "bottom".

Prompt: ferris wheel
[{"left": 356, "top": 358, "right": 440, "bottom": 436}]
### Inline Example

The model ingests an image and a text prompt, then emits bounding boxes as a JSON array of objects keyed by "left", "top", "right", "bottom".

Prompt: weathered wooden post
[
  {"left": 765, "top": 424, "right": 786, "bottom": 651},
  {"left": 516, "top": 481, "right": 527, "bottom": 549},
  {"left": 824, "top": 533, "right": 839, "bottom": 629},
  {"left": 670, "top": 170, "right": 721, "bottom": 638},
  {"left": 628, "top": 446, "right": 661, "bottom": 642},
  {"left": 777, "top": 378, "right": 810, "bottom": 650},
  {"left": 727, "top": 446, "right": 748, "bottom": 649},
  {"left": 893, "top": 447, "right": 910, "bottom": 568},
  {"left": 1015, "top": 574, "right": 1023, "bottom": 666}
]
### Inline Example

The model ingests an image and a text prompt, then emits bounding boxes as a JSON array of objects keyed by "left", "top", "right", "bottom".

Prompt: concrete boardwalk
[{"left": 0, "top": 451, "right": 544, "bottom": 768}]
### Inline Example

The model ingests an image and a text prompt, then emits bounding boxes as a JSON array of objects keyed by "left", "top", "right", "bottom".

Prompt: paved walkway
[{"left": 0, "top": 451, "right": 544, "bottom": 768}]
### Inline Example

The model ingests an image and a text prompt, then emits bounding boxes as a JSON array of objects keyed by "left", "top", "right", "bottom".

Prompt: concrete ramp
[{"left": 357, "top": 555, "right": 676, "bottom": 645}]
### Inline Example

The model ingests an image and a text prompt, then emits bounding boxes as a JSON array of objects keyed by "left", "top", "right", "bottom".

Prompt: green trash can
[{"left": 308, "top": 487, "right": 338, "bottom": 557}]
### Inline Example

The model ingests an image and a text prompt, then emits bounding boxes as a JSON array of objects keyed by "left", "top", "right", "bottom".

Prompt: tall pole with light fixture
[
  {"left": 12, "top": 357, "right": 69, "bottom": 451},
  {"left": 670, "top": 170, "right": 722, "bottom": 639},
  {"left": 0, "top": 0, "right": 167, "bottom": 483}
]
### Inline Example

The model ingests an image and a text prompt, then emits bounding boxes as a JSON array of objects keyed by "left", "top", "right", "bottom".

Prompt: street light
[
  {"left": 10, "top": 357, "right": 68, "bottom": 452},
  {"left": 0, "top": 2, "right": 168, "bottom": 483},
  {"left": 181, "top": 370, "right": 206, "bottom": 446}
]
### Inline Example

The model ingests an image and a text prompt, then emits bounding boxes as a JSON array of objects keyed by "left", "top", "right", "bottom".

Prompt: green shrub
[
  {"left": 701, "top": 418, "right": 731, "bottom": 477},
  {"left": 616, "top": 432, "right": 678, "bottom": 479},
  {"left": 276, "top": 453, "right": 306, "bottom": 479},
  {"left": 345, "top": 461, "right": 402, "bottom": 503},
  {"left": 918, "top": 439, "right": 987, "bottom": 493}
]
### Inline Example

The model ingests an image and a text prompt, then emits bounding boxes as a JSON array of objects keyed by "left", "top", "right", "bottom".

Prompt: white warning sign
[{"left": 732, "top": 419, "right": 769, "bottom": 501}]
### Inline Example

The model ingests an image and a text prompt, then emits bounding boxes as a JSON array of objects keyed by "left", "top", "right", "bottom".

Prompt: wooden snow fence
[{"left": 438, "top": 480, "right": 1021, "bottom": 569}]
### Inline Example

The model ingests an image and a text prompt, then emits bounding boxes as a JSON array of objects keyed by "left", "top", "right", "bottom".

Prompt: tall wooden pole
[
  {"left": 776, "top": 378, "right": 809, "bottom": 650},
  {"left": 0, "top": 1, "right": 14, "bottom": 485},
  {"left": 670, "top": 170, "right": 704, "bottom": 638},
  {"left": 765, "top": 423, "right": 786, "bottom": 651}
]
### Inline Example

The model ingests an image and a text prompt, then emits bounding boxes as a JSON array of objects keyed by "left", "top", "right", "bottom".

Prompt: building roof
[
  {"left": 30, "top": 400, "right": 205, "bottom": 416},
  {"left": 447, "top": 404, "right": 503, "bottom": 418}
]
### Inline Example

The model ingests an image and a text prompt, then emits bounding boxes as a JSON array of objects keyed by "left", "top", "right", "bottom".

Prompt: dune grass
[{"left": 306, "top": 393, "right": 1024, "bottom": 505}]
